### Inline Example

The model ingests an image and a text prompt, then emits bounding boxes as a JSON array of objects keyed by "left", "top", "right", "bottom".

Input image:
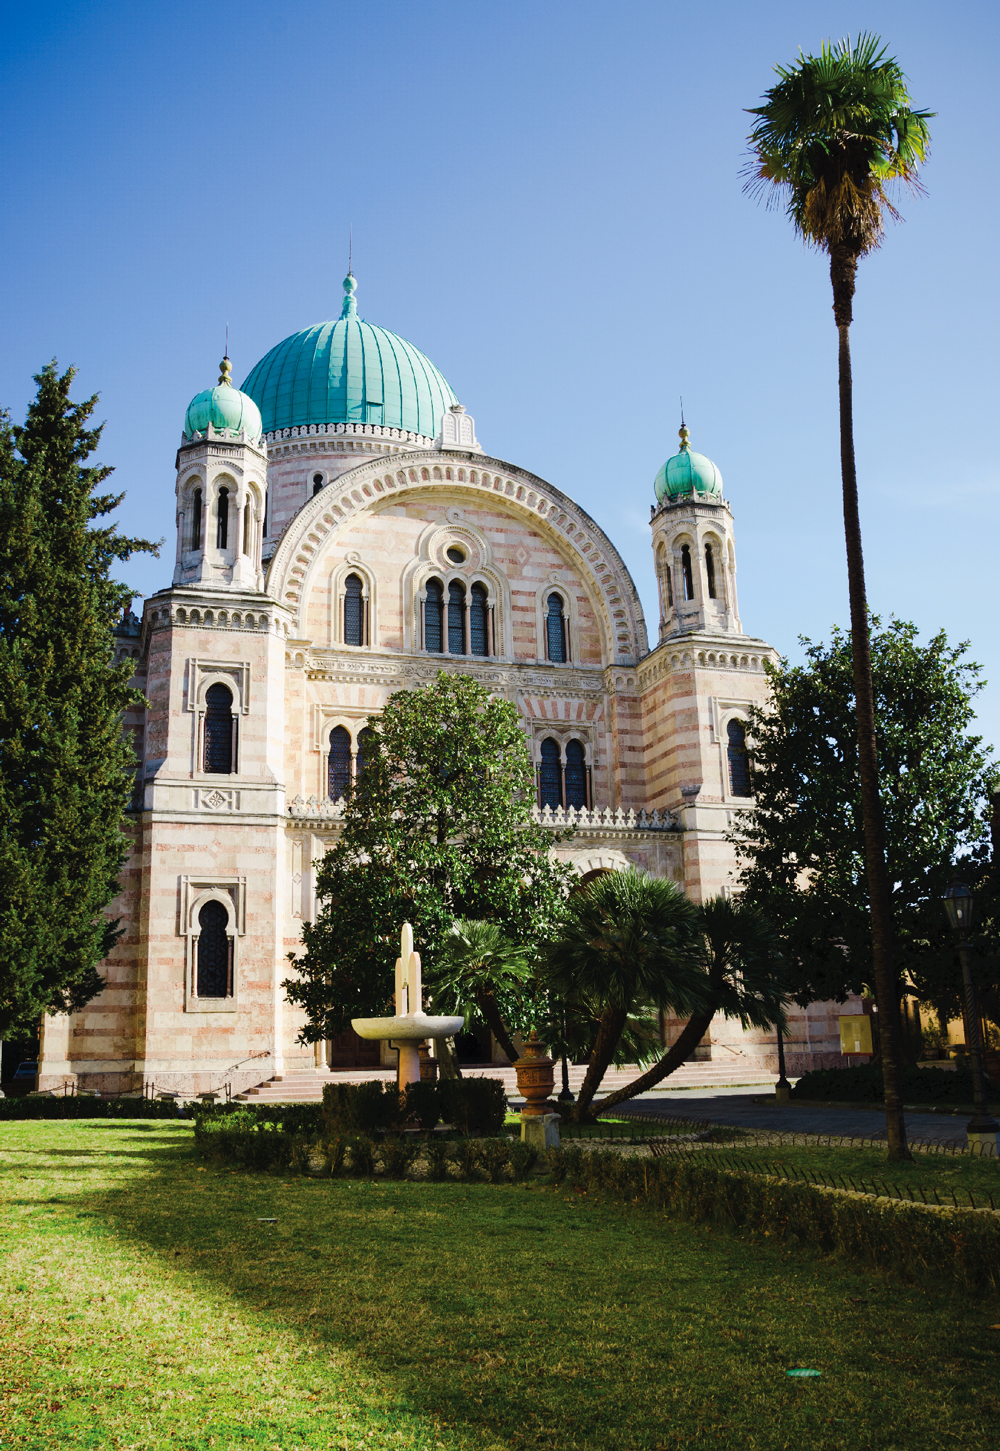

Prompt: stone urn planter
[{"left": 515, "top": 1030, "right": 556, "bottom": 1117}]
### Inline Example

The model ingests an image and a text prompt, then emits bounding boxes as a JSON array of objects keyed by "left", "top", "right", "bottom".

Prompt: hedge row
[
  {"left": 194, "top": 1118, "right": 536, "bottom": 1181},
  {"left": 321, "top": 1077, "right": 507, "bottom": 1137},
  {"left": 791, "top": 1062, "right": 981, "bottom": 1104},
  {"left": 0, "top": 1095, "right": 185, "bottom": 1121}
]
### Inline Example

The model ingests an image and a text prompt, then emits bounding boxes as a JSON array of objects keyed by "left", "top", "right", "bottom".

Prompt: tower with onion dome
[{"left": 650, "top": 422, "right": 741, "bottom": 642}]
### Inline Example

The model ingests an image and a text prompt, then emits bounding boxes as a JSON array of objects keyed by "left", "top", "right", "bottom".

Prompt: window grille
[
  {"left": 546, "top": 593, "right": 567, "bottom": 663},
  {"left": 470, "top": 583, "right": 488, "bottom": 656},
  {"left": 217, "top": 488, "right": 229, "bottom": 549},
  {"left": 425, "top": 579, "right": 444, "bottom": 652},
  {"left": 328, "top": 725, "right": 352, "bottom": 801},
  {"left": 448, "top": 580, "right": 466, "bottom": 654},
  {"left": 727, "top": 719, "right": 752, "bottom": 797},
  {"left": 564, "top": 740, "right": 587, "bottom": 808},
  {"left": 196, "top": 900, "right": 231, "bottom": 998},
  {"left": 344, "top": 573, "right": 364, "bottom": 646},
  {"left": 203, "top": 684, "right": 234, "bottom": 774},
  {"left": 539, "top": 737, "right": 562, "bottom": 809}
]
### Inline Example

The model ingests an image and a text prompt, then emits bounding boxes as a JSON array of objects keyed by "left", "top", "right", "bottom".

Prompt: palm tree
[
  {"left": 429, "top": 918, "right": 532, "bottom": 1066},
  {"left": 596, "top": 896, "right": 788, "bottom": 1114},
  {"left": 746, "top": 35, "right": 932, "bottom": 1160},
  {"left": 540, "top": 869, "right": 703, "bottom": 1121}
]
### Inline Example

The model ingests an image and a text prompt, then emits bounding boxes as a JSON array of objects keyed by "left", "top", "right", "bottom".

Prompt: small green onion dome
[
  {"left": 240, "top": 273, "right": 459, "bottom": 437},
  {"left": 654, "top": 424, "right": 723, "bottom": 503},
  {"left": 184, "top": 358, "right": 263, "bottom": 443}
]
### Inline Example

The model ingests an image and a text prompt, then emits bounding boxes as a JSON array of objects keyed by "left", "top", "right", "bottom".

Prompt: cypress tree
[{"left": 0, "top": 363, "right": 156, "bottom": 1038}]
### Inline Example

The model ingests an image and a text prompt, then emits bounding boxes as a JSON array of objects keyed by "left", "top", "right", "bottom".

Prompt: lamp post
[
  {"left": 775, "top": 1019, "right": 791, "bottom": 1102},
  {"left": 557, "top": 1006, "right": 574, "bottom": 1107},
  {"left": 942, "top": 879, "right": 1000, "bottom": 1154}
]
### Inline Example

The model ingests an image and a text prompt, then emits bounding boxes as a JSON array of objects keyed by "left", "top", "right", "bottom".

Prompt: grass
[
  {"left": 684, "top": 1140, "right": 1000, "bottom": 1203},
  {"left": 1, "top": 1122, "right": 999, "bottom": 1451}
]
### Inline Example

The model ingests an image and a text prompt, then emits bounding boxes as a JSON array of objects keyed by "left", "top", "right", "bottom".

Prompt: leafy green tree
[
  {"left": 732, "top": 618, "right": 993, "bottom": 1030},
  {"left": 592, "top": 897, "right": 789, "bottom": 1116},
  {"left": 0, "top": 363, "right": 156, "bottom": 1038},
  {"left": 747, "top": 35, "right": 932, "bottom": 1158},
  {"left": 427, "top": 918, "right": 533, "bottom": 1066},
  {"left": 284, "top": 672, "right": 574, "bottom": 1044},
  {"left": 540, "top": 869, "right": 703, "bottom": 1122}
]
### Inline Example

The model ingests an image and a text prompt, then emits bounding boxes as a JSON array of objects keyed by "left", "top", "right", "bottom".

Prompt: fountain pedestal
[{"left": 352, "top": 924, "right": 464, "bottom": 1092}]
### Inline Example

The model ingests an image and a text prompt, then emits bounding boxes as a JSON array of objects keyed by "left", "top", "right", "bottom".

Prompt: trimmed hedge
[
  {"left": 320, "top": 1077, "right": 506, "bottom": 1137},
  {"left": 0, "top": 1095, "right": 183, "bottom": 1121},
  {"left": 546, "top": 1148, "right": 1000, "bottom": 1294},
  {"left": 791, "top": 1063, "right": 980, "bottom": 1104}
]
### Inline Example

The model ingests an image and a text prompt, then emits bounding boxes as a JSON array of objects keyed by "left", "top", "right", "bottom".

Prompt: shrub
[
  {"left": 792, "top": 1063, "right": 979, "bottom": 1104},
  {"left": 405, "top": 1079, "right": 440, "bottom": 1132},
  {"left": 509, "top": 1141, "right": 538, "bottom": 1181},
  {"left": 347, "top": 1136, "right": 377, "bottom": 1176},
  {"left": 321, "top": 1077, "right": 507, "bottom": 1137},
  {"left": 426, "top": 1139, "right": 451, "bottom": 1181},
  {"left": 479, "top": 1138, "right": 512, "bottom": 1183},
  {"left": 381, "top": 1138, "right": 420, "bottom": 1179},
  {"left": 0, "top": 1095, "right": 182, "bottom": 1121},
  {"left": 439, "top": 1077, "right": 507, "bottom": 1136},
  {"left": 450, "top": 1139, "right": 483, "bottom": 1180}
]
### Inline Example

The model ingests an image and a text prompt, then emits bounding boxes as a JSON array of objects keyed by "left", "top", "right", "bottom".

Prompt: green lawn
[{"left": 2, "top": 1122, "right": 999, "bottom": 1451}]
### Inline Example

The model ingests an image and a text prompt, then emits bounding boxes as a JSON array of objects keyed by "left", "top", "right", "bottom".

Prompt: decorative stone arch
[
  {"left": 533, "top": 573, "right": 582, "bottom": 666},
  {"left": 264, "top": 450, "right": 647, "bottom": 665},
  {"left": 181, "top": 878, "right": 245, "bottom": 1014},
  {"left": 567, "top": 850, "right": 631, "bottom": 878},
  {"left": 401, "top": 514, "right": 512, "bottom": 657},
  {"left": 329, "top": 556, "right": 378, "bottom": 648}
]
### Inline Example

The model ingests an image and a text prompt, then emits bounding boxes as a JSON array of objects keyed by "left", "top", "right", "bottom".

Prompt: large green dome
[
  {"left": 654, "top": 425, "right": 723, "bottom": 503},
  {"left": 184, "top": 358, "right": 263, "bottom": 443},
  {"left": 241, "top": 274, "right": 459, "bottom": 437}
]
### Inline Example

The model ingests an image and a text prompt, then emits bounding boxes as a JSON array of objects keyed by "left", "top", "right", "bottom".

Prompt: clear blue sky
[{"left": 3, "top": 0, "right": 997, "bottom": 752}]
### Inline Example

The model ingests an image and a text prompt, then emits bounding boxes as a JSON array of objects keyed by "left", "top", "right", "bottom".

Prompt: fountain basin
[{"left": 352, "top": 1012, "right": 464, "bottom": 1043}]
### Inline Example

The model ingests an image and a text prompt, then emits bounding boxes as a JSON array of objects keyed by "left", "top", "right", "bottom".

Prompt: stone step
[{"left": 234, "top": 1061, "right": 778, "bottom": 1104}]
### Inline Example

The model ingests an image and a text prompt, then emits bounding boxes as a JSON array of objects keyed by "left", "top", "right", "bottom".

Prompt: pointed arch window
[
  {"left": 705, "top": 543, "right": 717, "bottom": 599},
  {"left": 424, "top": 578, "right": 444, "bottom": 653},
  {"left": 539, "top": 737, "right": 562, "bottom": 809},
  {"left": 727, "top": 719, "right": 752, "bottom": 797},
  {"left": 546, "top": 593, "right": 567, "bottom": 663},
  {"left": 328, "top": 725, "right": 352, "bottom": 801},
  {"left": 191, "top": 489, "right": 202, "bottom": 551},
  {"left": 196, "top": 900, "right": 232, "bottom": 998},
  {"left": 448, "top": 580, "right": 466, "bottom": 654},
  {"left": 564, "top": 740, "right": 588, "bottom": 809},
  {"left": 344, "top": 573, "right": 364, "bottom": 646},
  {"left": 217, "top": 488, "right": 229, "bottom": 549},
  {"left": 470, "top": 583, "right": 489, "bottom": 657},
  {"left": 313, "top": 473, "right": 324, "bottom": 495},
  {"left": 681, "top": 544, "right": 694, "bottom": 601},
  {"left": 203, "top": 684, "right": 235, "bottom": 774}
]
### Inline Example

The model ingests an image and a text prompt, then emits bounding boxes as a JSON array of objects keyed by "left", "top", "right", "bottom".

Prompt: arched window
[
  {"left": 448, "top": 580, "right": 466, "bottom": 654},
  {"left": 313, "top": 473, "right": 324, "bottom": 495},
  {"left": 539, "top": 737, "right": 562, "bottom": 809},
  {"left": 217, "top": 487, "right": 229, "bottom": 549},
  {"left": 425, "top": 578, "right": 444, "bottom": 653},
  {"left": 727, "top": 719, "right": 752, "bottom": 797},
  {"left": 242, "top": 499, "right": 252, "bottom": 557},
  {"left": 262, "top": 492, "right": 268, "bottom": 539},
  {"left": 328, "top": 725, "right": 352, "bottom": 801},
  {"left": 681, "top": 544, "right": 694, "bottom": 600},
  {"left": 355, "top": 726, "right": 376, "bottom": 785},
  {"left": 705, "top": 543, "right": 717, "bottom": 599},
  {"left": 203, "top": 683, "right": 234, "bottom": 773},
  {"left": 546, "top": 593, "right": 567, "bottom": 663},
  {"left": 665, "top": 563, "right": 673, "bottom": 608},
  {"left": 470, "top": 582, "right": 489, "bottom": 657},
  {"left": 564, "top": 740, "right": 587, "bottom": 809},
  {"left": 196, "top": 900, "right": 232, "bottom": 998},
  {"left": 344, "top": 573, "right": 364, "bottom": 646},
  {"left": 191, "top": 488, "right": 202, "bottom": 551}
]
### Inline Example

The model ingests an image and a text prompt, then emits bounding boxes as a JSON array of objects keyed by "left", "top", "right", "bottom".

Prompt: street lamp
[
  {"left": 774, "top": 1018, "right": 791, "bottom": 1102},
  {"left": 942, "top": 879, "right": 1000, "bottom": 1153}
]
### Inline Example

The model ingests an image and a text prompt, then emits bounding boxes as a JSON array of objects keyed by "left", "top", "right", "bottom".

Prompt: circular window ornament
[{"left": 446, "top": 545, "right": 466, "bottom": 564}]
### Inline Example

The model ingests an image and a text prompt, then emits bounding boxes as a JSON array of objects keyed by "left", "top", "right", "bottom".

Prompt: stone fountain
[{"left": 352, "top": 923, "right": 465, "bottom": 1090}]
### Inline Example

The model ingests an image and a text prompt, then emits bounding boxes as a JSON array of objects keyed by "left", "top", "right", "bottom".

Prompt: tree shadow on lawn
[{"left": 29, "top": 1124, "right": 1000, "bottom": 1450}]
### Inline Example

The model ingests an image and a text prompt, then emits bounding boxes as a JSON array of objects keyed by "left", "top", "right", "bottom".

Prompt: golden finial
[
  {"left": 219, "top": 356, "right": 233, "bottom": 387},
  {"left": 678, "top": 423, "right": 690, "bottom": 450}
]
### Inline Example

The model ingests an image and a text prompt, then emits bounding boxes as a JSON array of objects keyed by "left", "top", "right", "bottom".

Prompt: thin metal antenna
[
  {"left": 225, "top": 322, "right": 229, "bottom": 359},
  {"left": 349, "top": 227, "right": 352, "bottom": 275},
  {"left": 680, "top": 395, "right": 685, "bottom": 426}
]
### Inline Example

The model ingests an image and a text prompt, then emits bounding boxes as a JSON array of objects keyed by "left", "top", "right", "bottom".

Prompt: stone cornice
[
  {"left": 265, "top": 451, "right": 648, "bottom": 665},
  {"left": 296, "top": 646, "right": 608, "bottom": 700},
  {"left": 637, "top": 630, "right": 779, "bottom": 690}
]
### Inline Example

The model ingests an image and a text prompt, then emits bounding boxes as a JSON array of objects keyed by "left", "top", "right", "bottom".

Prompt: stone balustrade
[{"left": 286, "top": 796, "right": 679, "bottom": 831}]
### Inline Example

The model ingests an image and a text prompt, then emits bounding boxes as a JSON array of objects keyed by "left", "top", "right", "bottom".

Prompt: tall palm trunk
[
  {"left": 587, "top": 1005, "right": 716, "bottom": 1116},
  {"left": 830, "top": 245, "right": 910, "bottom": 1161}
]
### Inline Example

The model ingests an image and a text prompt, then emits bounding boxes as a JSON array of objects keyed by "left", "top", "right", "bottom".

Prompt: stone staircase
[{"left": 236, "top": 1060, "right": 778, "bottom": 1104}]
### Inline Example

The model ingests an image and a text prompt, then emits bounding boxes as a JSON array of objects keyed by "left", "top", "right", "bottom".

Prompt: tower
[{"left": 640, "top": 424, "right": 775, "bottom": 900}]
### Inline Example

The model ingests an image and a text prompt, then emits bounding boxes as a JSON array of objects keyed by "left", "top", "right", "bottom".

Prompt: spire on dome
[
  {"left": 340, "top": 272, "right": 358, "bottom": 320},
  {"left": 219, "top": 356, "right": 233, "bottom": 387}
]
